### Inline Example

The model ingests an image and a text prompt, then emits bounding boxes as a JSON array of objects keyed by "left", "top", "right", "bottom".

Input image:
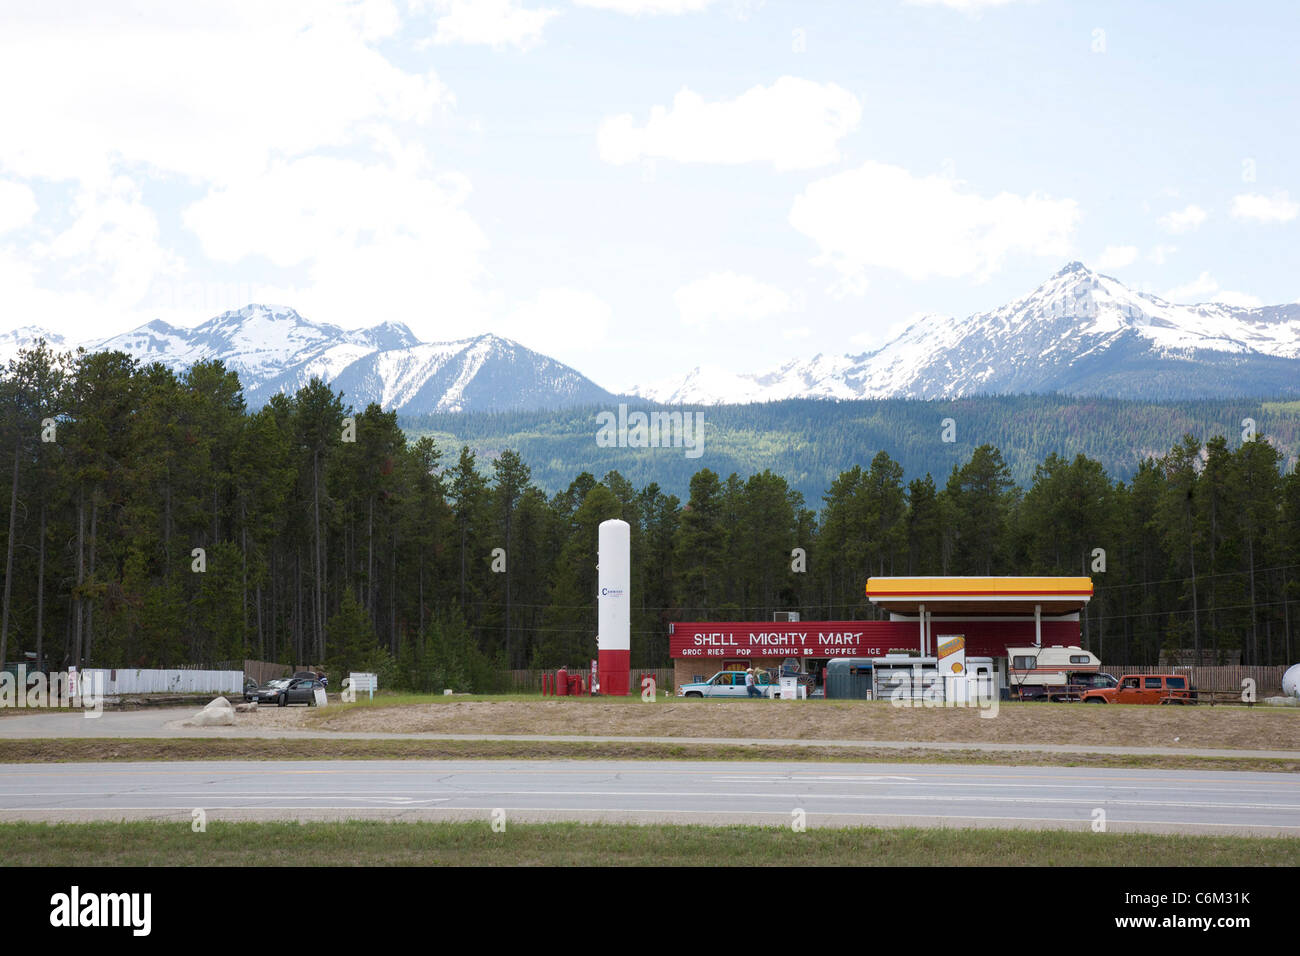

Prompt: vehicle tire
[
  {"left": 277, "top": 693, "right": 287, "bottom": 707},
  {"left": 685, "top": 692, "right": 703, "bottom": 698},
  {"left": 1085, "top": 698, "right": 1105, "bottom": 703}
]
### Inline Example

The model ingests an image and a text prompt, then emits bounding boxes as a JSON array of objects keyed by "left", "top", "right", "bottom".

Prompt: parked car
[
  {"left": 1016, "top": 670, "right": 1118, "bottom": 702},
  {"left": 677, "top": 670, "right": 779, "bottom": 699},
  {"left": 246, "top": 677, "right": 323, "bottom": 707},
  {"left": 1081, "top": 673, "right": 1192, "bottom": 705}
]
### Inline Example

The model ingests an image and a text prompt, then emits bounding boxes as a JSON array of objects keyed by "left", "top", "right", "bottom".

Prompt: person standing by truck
[{"left": 744, "top": 668, "right": 764, "bottom": 698}]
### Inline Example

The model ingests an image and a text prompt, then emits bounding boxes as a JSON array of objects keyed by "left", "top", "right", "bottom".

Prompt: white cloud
[
  {"left": 184, "top": 156, "right": 471, "bottom": 266},
  {"left": 852, "top": 312, "right": 930, "bottom": 351},
  {"left": 1095, "top": 245, "right": 1139, "bottom": 270},
  {"left": 1148, "top": 244, "right": 1177, "bottom": 265},
  {"left": 421, "top": 0, "right": 558, "bottom": 50},
  {"left": 183, "top": 155, "right": 490, "bottom": 333},
  {"left": 674, "top": 272, "right": 792, "bottom": 327},
  {"left": 575, "top": 0, "right": 718, "bottom": 13},
  {"left": 0, "top": 180, "right": 37, "bottom": 235},
  {"left": 1164, "top": 272, "right": 1261, "bottom": 309},
  {"left": 0, "top": 176, "right": 184, "bottom": 340},
  {"left": 1231, "top": 191, "right": 1299, "bottom": 224},
  {"left": 1164, "top": 272, "right": 1217, "bottom": 300},
  {"left": 0, "top": 251, "right": 110, "bottom": 341},
  {"left": 1211, "top": 289, "right": 1264, "bottom": 309},
  {"left": 0, "top": 2, "right": 451, "bottom": 187},
  {"left": 45, "top": 178, "right": 184, "bottom": 305},
  {"left": 1158, "top": 204, "right": 1207, "bottom": 234},
  {"left": 0, "top": 3, "right": 503, "bottom": 345},
  {"left": 598, "top": 77, "right": 861, "bottom": 171},
  {"left": 500, "top": 288, "right": 613, "bottom": 355},
  {"left": 789, "top": 161, "right": 1080, "bottom": 288},
  {"left": 904, "top": 0, "right": 1033, "bottom": 9}
]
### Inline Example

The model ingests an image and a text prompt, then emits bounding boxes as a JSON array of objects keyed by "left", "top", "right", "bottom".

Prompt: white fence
[{"left": 84, "top": 668, "right": 244, "bottom": 695}]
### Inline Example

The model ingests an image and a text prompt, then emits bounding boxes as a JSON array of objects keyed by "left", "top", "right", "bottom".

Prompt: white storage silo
[{"left": 597, "top": 518, "right": 630, "bottom": 695}]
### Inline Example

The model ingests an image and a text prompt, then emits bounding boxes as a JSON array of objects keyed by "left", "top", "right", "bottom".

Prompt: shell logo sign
[{"left": 937, "top": 635, "right": 966, "bottom": 676}]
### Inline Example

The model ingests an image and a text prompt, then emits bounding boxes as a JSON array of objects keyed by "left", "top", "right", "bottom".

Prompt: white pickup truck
[{"left": 677, "top": 670, "right": 778, "bottom": 699}]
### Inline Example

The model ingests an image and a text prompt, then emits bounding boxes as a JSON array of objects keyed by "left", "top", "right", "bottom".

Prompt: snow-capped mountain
[
  {"left": 0, "top": 325, "right": 70, "bottom": 367},
  {"left": 634, "top": 263, "right": 1300, "bottom": 403},
  {"left": 9, "top": 265, "right": 1299, "bottom": 411},
  {"left": 5, "top": 305, "right": 617, "bottom": 414}
]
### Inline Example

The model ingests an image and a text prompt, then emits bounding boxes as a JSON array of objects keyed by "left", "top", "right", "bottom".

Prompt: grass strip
[
  {"left": 0, "top": 819, "right": 1295, "bottom": 866},
  {"left": 1, "top": 737, "right": 1297, "bottom": 773}
]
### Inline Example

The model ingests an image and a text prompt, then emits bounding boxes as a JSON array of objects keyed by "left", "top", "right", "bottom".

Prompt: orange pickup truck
[{"left": 1080, "top": 673, "right": 1193, "bottom": 704}]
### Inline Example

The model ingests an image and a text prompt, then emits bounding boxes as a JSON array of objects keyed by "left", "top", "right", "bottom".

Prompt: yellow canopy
[{"left": 865, "top": 576, "right": 1093, "bottom": 615}]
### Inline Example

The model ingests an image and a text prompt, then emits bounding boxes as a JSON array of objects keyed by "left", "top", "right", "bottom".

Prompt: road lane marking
[
  {"left": 3, "top": 788, "right": 1298, "bottom": 813},
  {"left": 713, "top": 775, "right": 917, "bottom": 782}
]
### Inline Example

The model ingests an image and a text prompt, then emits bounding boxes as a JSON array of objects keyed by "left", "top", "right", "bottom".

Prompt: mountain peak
[
  {"left": 469, "top": 332, "right": 521, "bottom": 351},
  {"left": 13, "top": 306, "right": 619, "bottom": 414},
  {"left": 369, "top": 319, "right": 414, "bottom": 336},
  {"left": 1054, "top": 260, "right": 1091, "bottom": 278},
  {"left": 142, "top": 318, "right": 184, "bottom": 334},
  {"left": 218, "top": 304, "right": 305, "bottom": 324},
  {"left": 634, "top": 263, "right": 1300, "bottom": 404}
]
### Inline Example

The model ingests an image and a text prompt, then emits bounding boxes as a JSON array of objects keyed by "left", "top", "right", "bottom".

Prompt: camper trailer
[{"left": 1005, "top": 645, "right": 1115, "bottom": 701}]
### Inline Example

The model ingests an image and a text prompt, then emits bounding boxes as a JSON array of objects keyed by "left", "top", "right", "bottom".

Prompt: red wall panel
[{"left": 669, "top": 619, "right": 1081, "bottom": 660}]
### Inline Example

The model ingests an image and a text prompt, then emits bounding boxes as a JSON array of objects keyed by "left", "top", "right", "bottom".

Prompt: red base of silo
[{"left": 598, "top": 649, "right": 630, "bottom": 695}]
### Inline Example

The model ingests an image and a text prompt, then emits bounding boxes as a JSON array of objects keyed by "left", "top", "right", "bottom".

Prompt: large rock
[{"left": 185, "top": 695, "right": 236, "bottom": 726}]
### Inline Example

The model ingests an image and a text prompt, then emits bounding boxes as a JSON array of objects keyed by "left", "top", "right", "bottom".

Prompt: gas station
[{"left": 665, "top": 576, "right": 1094, "bottom": 693}]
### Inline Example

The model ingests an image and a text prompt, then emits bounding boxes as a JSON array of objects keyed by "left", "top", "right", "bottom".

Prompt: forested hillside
[
  {"left": 2, "top": 343, "right": 1298, "bottom": 691},
  {"left": 404, "top": 396, "right": 1300, "bottom": 504}
]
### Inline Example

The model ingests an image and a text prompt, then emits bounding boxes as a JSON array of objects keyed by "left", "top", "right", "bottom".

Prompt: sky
[{"left": 1, "top": 0, "right": 1298, "bottom": 394}]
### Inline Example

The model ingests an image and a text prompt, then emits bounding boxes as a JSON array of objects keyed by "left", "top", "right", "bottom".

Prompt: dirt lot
[{"left": 241, "top": 697, "right": 1300, "bottom": 752}]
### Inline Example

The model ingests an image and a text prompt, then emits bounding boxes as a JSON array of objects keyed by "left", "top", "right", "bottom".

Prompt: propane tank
[{"left": 555, "top": 666, "right": 569, "bottom": 696}]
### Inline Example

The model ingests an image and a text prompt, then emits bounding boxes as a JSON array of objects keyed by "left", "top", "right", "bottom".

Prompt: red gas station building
[{"left": 668, "top": 576, "right": 1093, "bottom": 689}]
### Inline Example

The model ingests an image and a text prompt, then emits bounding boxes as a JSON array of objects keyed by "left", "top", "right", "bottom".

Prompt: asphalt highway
[
  {"left": 1, "top": 760, "right": 1297, "bottom": 835},
  {"left": 1, "top": 709, "right": 1297, "bottom": 758}
]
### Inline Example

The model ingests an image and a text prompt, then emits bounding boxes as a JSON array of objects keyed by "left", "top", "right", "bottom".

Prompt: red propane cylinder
[{"left": 555, "top": 666, "right": 569, "bottom": 696}]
